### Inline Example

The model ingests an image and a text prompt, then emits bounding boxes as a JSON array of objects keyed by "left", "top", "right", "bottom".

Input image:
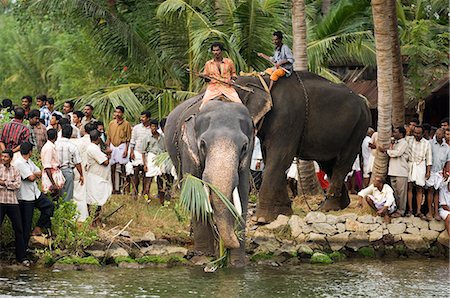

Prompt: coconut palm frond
[
  {"left": 153, "top": 152, "right": 170, "bottom": 168},
  {"left": 179, "top": 174, "right": 242, "bottom": 224}
]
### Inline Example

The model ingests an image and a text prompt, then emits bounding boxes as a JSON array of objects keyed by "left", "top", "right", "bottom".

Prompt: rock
[
  {"left": 305, "top": 212, "right": 327, "bottom": 224},
  {"left": 391, "top": 217, "right": 405, "bottom": 224},
  {"left": 288, "top": 215, "right": 303, "bottom": 238},
  {"left": 294, "top": 233, "right": 306, "bottom": 243},
  {"left": 263, "top": 215, "right": 290, "bottom": 230},
  {"left": 141, "top": 245, "right": 187, "bottom": 257},
  {"left": 274, "top": 241, "right": 298, "bottom": 257},
  {"left": 190, "top": 256, "right": 210, "bottom": 266},
  {"left": 337, "top": 213, "right": 357, "bottom": 223},
  {"left": 107, "top": 246, "right": 129, "bottom": 258},
  {"left": 141, "top": 231, "right": 156, "bottom": 242},
  {"left": 369, "top": 231, "right": 383, "bottom": 242},
  {"left": 326, "top": 215, "right": 339, "bottom": 225},
  {"left": 437, "top": 231, "right": 449, "bottom": 247},
  {"left": 406, "top": 227, "right": 420, "bottom": 234},
  {"left": 411, "top": 217, "right": 428, "bottom": 230},
  {"left": 297, "top": 245, "right": 314, "bottom": 256},
  {"left": 419, "top": 229, "right": 439, "bottom": 242},
  {"left": 85, "top": 249, "right": 106, "bottom": 258},
  {"left": 328, "top": 251, "right": 346, "bottom": 262},
  {"left": 119, "top": 231, "right": 131, "bottom": 238},
  {"left": 368, "top": 223, "right": 381, "bottom": 232},
  {"left": 345, "top": 219, "right": 371, "bottom": 233},
  {"left": 347, "top": 232, "right": 369, "bottom": 251},
  {"left": 302, "top": 225, "right": 313, "bottom": 234},
  {"left": 357, "top": 215, "right": 375, "bottom": 224},
  {"left": 336, "top": 223, "right": 346, "bottom": 233},
  {"left": 429, "top": 220, "right": 445, "bottom": 232},
  {"left": 374, "top": 217, "right": 384, "bottom": 224},
  {"left": 307, "top": 233, "right": 327, "bottom": 244},
  {"left": 387, "top": 223, "right": 406, "bottom": 235},
  {"left": 310, "top": 252, "right": 333, "bottom": 264},
  {"left": 327, "top": 232, "right": 350, "bottom": 251},
  {"left": 311, "top": 223, "right": 337, "bottom": 235},
  {"left": 401, "top": 234, "right": 429, "bottom": 250}
]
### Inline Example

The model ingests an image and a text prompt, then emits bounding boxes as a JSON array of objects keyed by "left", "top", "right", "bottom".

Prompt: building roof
[{"left": 346, "top": 80, "right": 378, "bottom": 109}]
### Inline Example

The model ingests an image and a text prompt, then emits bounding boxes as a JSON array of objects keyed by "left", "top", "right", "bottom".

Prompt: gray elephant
[
  {"left": 233, "top": 71, "right": 371, "bottom": 221},
  {"left": 164, "top": 98, "right": 254, "bottom": 262}
]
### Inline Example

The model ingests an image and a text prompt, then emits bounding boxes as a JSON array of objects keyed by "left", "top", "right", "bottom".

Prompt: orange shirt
[
  {"left": 203, "top": 58, "right": 237, "bottom": 86},
  {"left": 108, "top": 119, "right": 132, "bottom": 147}
]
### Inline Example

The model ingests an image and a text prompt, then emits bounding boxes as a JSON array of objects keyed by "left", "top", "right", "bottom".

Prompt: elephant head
[{"left": 181, "top": 100, "right": 254, "bottom": 249}]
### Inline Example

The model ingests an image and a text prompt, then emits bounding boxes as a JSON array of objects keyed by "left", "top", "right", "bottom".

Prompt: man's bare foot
[
  {"left": 434, "top": 214, "right": 441, "bottom": 221},
  {"left": 31, "top": 227, "right": 42, "bottom": 236},
  {"left": 425, "top": 213, "right": 433, "bottom": 221},
  {"left": 391, "top": 211, "right": 402, "bottom": 218},
  {"left": 383, "top": 214, "right": 391, "bottom": 224}
]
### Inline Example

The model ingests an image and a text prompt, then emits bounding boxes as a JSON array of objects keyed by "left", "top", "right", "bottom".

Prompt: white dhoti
[
  {"left": 73, "top": 170, "right": 88, "bottom": 222},
  {"left": 286, "top": 161, "right": 298, "bottom": 181},
  {"left": 86, "top": 172, "right": 113, "bottom": 206},
  {"left": 425, "top": 172, "right": 443, "bottom": 190},
  {"left": 131, "top": 151, "right": 144, "bottom": 167},
  {"left": 110, "top": 143, "right": 129, "bottom": 165},
  {"left": 408, "top": 161, "right": 426, "bottom": 187},
  {"left": 145, "top": 152, "right": 162, "bottom": 178}
]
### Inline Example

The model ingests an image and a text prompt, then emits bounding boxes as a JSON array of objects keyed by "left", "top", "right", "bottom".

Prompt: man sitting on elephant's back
[
  {"left": 257, "top": 31, "right": 294, "bottom": 92},
  {"left": 199, "top": 42, "right": 241, "bottom": 109}
]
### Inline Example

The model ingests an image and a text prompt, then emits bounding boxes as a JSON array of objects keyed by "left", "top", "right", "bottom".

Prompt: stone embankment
[{"left": 246, "top": 212, "right": 449, "bottom": 264}]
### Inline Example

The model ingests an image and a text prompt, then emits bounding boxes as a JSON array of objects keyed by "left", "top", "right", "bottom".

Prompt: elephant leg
[
  {"left": 192, "top": 219, "right": 217, "bottom": 256},
  {"left": 256, "top": 141, "right": 296, "bottom": 222},
  {"left": 321, "top": 144, "right": 359, "bottom": 212}
]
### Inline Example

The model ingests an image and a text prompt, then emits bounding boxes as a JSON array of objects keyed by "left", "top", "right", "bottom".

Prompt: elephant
[
  {"left": 233, "top": 71, "right": 371, "bottom": 222},
  {"left": 164, "top": 98, "right": 254, "bottom": 263}
]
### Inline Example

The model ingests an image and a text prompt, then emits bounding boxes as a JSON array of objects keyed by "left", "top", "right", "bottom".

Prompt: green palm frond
[{"left": 179, "top": 174, "right": 241, "bottom": 224}]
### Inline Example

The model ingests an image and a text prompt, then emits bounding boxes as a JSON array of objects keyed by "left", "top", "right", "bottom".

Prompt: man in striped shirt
[
  {"left": 0, "top": 107, "right": 30, "bottom": 154},
  {"left": 407, "top": 125, "right": 432, "bottom": 218},
  {"left": 36, "top": 95, "right": 52, "bottom": 127}
]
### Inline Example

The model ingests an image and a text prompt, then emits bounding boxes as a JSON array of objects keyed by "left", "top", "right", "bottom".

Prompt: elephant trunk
[{"left": 202, "top": 138, "right": 241, "bottom": 249}]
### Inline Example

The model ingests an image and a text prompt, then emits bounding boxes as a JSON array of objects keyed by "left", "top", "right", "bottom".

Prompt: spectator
[
  {"left": 380, "top": 126, "right": 409, "bottom": 217},
  {"left": 80, "top": 104, "right": 96, "bottom": 135},
  {"left": 72, "top": 111, "right": 84, "bottom": 133},
  {"left": 425, "top": 128, "right": 450, "bottom": 220},
  {"left": 47, "top": 114, "right": 62, "bottom": 131},
  {"left": 362, "top": 127, "right": 374, "bottom": 187},
  {"left": 445, "top": 129, "right": 450, "bottom": 145},
  {"left": 142, "top": 119, "right": 165, "bottom": 203},
  {"left": 440, "top": 117, "right": 449, "bottom": 131},
  {"left": 86, "top": 130, "right": 112, "bottom": 227},
  {"left": 36, "top": 95, "right": 51, "bottom": 127},
  {"left": 357, "top": 176, "right": 396, "bottom": 223},
  {"left": 21, "top": 95, "right": 32, "bottom": 119},
  {"left": 129, "top": 111, "right": 152, "bottom": 198},
  {"left": 407, "top": 125, "right": 432, "bottom": 218},
  {"left": 422, "top": 123, "right": 432, "bottom": 140},
  {"left": 55, "top": 125, "right": 83, "bottom": 202},
  {"left": 46, "top": 98, "right": 63, "bottom": 117},
  {"left": 406, "top": 118, "right": 419, "bottom": 138},
  {"left": 157, "top": 118, "right": 174, "bottom": 201},
  {"left": 63, "top": 100, "right": 74, "bottom": 123},
  {"left": 41, "top": 129, "right": 64, "bottom": 197},
  {"left": 1, "top": 98, "right": 13, "bottom": 113},
  {"left": 96, "top": 121, "right": 107, "bottom": 143},
  {"left": 0, "top": 149, "right": 28, "bottom": 265},
  {"left": 107, "top": 106, "right": 131, "bottom": 194},
  {"left": 13, "top": 142, "right": 54, "bottom": 244},
  {"left": 0, "top": 107, "right": 30, "bottom": 158},
  {"left": 28, "top": 109, "right": 47, "bottom": 152},
  {"left": 250, "top": 135, "right": 264, "bottom": 191}
]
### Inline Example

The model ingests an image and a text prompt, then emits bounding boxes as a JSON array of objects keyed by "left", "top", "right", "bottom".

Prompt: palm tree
[{"left": 371, "top": 0, "right": 393, "bottom": 179}]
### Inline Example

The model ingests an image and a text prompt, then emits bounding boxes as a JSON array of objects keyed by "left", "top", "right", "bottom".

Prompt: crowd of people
[
  {"left": 0, "top": 95, "right": 172, "bottom": 265},
  {"left": 354, "top": 119, "right": 450, "bottom": 232}
]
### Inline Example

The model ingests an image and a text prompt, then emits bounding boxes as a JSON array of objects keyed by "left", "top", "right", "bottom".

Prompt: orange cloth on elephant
[
  {"left": 202, "top": 58, "right": 241, "bottom": 105},
  {"left": 264, "top": 67, "right": 286, "bottom": 82}
]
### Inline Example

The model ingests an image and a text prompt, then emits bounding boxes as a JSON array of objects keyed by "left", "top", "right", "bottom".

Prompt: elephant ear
[
  {"left": 238, "top": 75, "right": 273, "bottom": 125},
  {"left": 181, "top": 115, "right": 201, "bottom": 168}
]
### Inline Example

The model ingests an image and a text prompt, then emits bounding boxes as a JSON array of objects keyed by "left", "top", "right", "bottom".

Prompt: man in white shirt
[
  {"left": 357, "top": 176, "right": 396, "bottom": 223},
  {"left": 407, "top": 125, "right": 432, "bottom": 218},
  {"left": 250, "top": 136, "right": 264, "bottom": 191},
  {"left": 362, "top": 127, "right": 374, "bottom": 187},
  {"left": 426, "top": 128, "right": 450, "bottom": 220},
  {"left": 14, "top": 142, "right": 54, "bottom": 243},
  {"left": 379, "top": 127, "right": 409, "bottom": 217}
]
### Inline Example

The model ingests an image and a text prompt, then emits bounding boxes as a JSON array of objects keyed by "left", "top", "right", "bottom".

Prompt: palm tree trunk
[
  {"left": 292, "top": 0, "right": 322, "bottom": 196},
  {"left": 322, "top": 0, "right": 331, "bottom": 16},
  {"left": 389, "top": 0, "right": 405, "bottom": 128},
  {"left": 292, "top": 0, "right": 308, "bottom": 71},
  {"left": 371, "top": 0, "right": 393, "bottom": 179}
]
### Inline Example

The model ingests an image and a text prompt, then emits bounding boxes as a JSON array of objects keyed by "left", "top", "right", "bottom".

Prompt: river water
[{"left": 0, "top": 259, "right": 448, "bottom": 297}]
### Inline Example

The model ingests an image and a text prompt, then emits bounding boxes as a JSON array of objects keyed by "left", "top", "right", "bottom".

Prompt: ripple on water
[{"left": 0, "top": 259, "right": 448, "bottom": 297}]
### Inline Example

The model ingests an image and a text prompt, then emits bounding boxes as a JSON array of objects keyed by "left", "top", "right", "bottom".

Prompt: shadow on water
[{"left": 0, "top": 259, "right": 449, "bottom": 297}]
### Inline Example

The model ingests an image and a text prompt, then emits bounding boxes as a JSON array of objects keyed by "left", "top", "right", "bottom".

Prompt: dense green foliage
[{"left": 0, "top": 0, "right": 447, "bottom": 123}]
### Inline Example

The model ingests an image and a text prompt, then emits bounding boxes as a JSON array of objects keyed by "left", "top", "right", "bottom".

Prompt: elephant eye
[
  {"left": 240, "top": 142, "right": 248, "bottom": 159},
  {"left": 200, "top": 139, "right": 207, "bottom": 156}
]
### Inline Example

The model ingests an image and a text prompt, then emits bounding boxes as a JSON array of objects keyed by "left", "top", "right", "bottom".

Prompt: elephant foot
[
  {"left": 320, "top": 195, "right": 350, "bottom": 212},
  {"left": 255, "top": 205, "right": 293, "bottom": 223}
]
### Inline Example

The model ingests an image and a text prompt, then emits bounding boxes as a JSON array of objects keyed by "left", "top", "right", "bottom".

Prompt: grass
[{"left": 57, "top": 256, "right": 100, "bottom": 265}]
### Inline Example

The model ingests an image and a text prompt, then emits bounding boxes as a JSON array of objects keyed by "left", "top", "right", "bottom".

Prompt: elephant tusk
[
  {"left": 204, "top": 185, "right": 213, "bottom": 213},
  {"left": 232, "top": 187, "right": 242, "bottom": 216}
]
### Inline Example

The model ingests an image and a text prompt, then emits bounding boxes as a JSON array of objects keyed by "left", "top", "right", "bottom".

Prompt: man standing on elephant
[
  {"left": 200, "top": 42, "right": 241, "bottom": 109},
  {"left": 257, "top": 31, "right": 294, "bottom": 92}
]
